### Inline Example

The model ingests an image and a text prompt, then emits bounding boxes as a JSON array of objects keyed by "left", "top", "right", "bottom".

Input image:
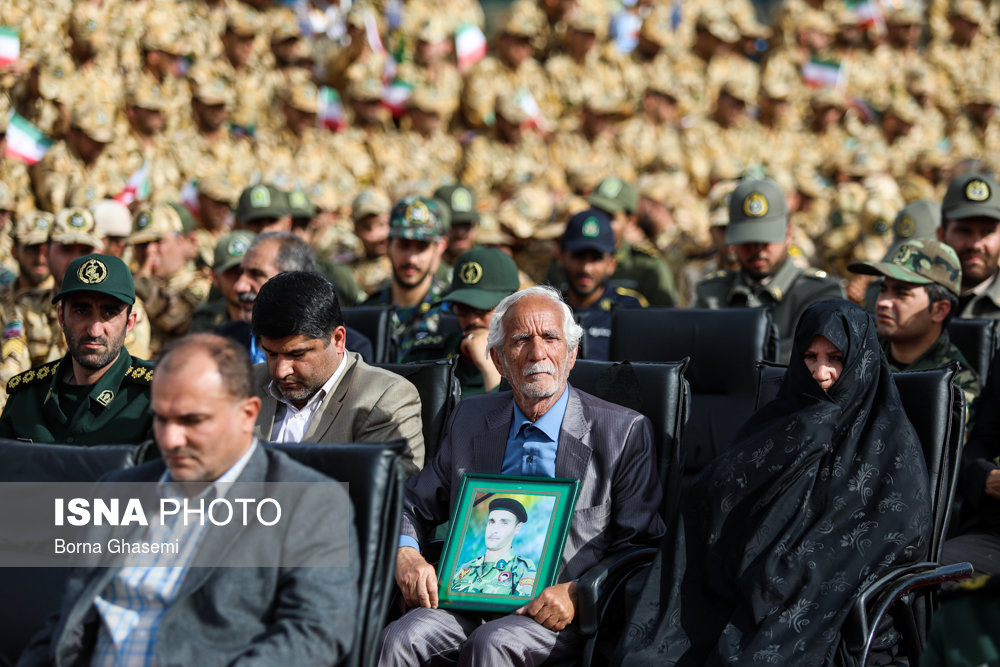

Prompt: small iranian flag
[
  {"left": 802, "top": 57, "right": 843, "bottom": 88},
  {"left": 847, "top": 0, "right": 883, "bottom": 29},
  {"left": 5, "top": 112, "right": 52, "bottom": 165},
  {"left": 513, "top": 88, "right": 547, "bottom": 131},
  {"left": 382, "top": 79, "right": 414, "bottom": 118},
  {"left": 180, "top": 179, "right": 199, "bottom": 219},
  {"left": 455, "top": 24, "right": 487, "bottom": 72},
  {"left": 114, "top": 161, "right": 151, "bottom": 206},
  {"left": 319, "top": 86, "right": 345, "bottom": 131},
  {"left": 0, "top": 26, "right": 18, "bottom": 68}
]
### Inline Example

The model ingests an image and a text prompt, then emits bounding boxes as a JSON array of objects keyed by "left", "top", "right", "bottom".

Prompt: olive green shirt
[{"left": 0, "top": 350, "right": 154, "bottom": 445}]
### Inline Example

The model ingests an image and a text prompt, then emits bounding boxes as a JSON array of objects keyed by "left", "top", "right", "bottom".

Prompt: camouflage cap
[
  {"left": 696, "top": 8, "right": 740, "bottom": 43},
  {"left": 191, "top": 74, "right": 234, "bottom": 107},
  {"left": 589, "top": 178, "right": 638, "bottom": 215},
  {"left": 53, "top": 253, "right": 135, "bottom": 305},
  {"left": 51, "top": 207, "right": 102, "bottom": 248},
  {"left": 287, "top": 188, "right": 316, "bottom": 219},
  {"left": 887, "top": 4, "right": 923, "bottom": 24},
  {"left": 14, "top": 211, "right": 54, "bottom": 245},
  {"left": 127, "top": 78, "right": 168, "bottom": 111},
  {"left": 198, "top": 174, "right": 238, "bottom": 205},
  {"left": 352, "top": 189, "right": 390, "bottom": 220},
  {"left": 409, "top": 87, "right": 454, "bottom": 116},
  {"left": 942, "top": 172, "right": 1000, "bottom": 222},
  {"left": 416, "top": 17, "right": 449, "bottom": 43},
  {"left": 227, "top": 6, "right": 260, "bottom": 36},
  {"left": 92, "top": 199, "right": 132, "bottom": 238},
  {"left": 445, "top": 247, "right": 520, "bottom": 310},
  {"left": 495, "top": 92, "right": 531, "bottom": 125},
  {"left": 36, "top": 53, "right": 74, "bottom": 101},
  {"left": 640, "top": 6, "right": 674, "bottom": 46},
  {"left": 270, "top": 8, "right": 302, "bottom": 42},
  {"left": 347, "top": 77, "right": 384, "bottom": 103},
  {"left": 388, "top": 196, "right": 445, "bottom": 240},
  {"left": 892, "top": 200, "right": 941, "bottom": 243},
  {"left": 281, "top": 79, "right": 320, "bottom": 113},
  {"left": 69, "top": 3, "right": 109, "bottom": 50},
  {"left": 71, "top": 104, "right": 116, "bottom": 143},
  {"left": 236, "top": 184, "right": 290, "bottom": 223},
  {"left": 848, "top": 239, "right": 962, "bottom": 295},
  {"left": 497, "top": 186, "right": 554, "bottom": 240},
  {"left": 566, "top": 7, "right": 604, "bottom": 37},
  {"left": 434, "top": 184, "right": 479, "bottom": 225},
  {"left": 726, "top": 178, "right": 789, "bottom": 244},
  {"left": 142, "top": 24, "right": 187, "bottom": 56},
  {"left": 951, "top": 0, "right": 985, "bottom": 23},
  {"left": 562, "top": 208, "right": 616, "bottom": 254},
  {"left": 498, "top": 3, "right": 540, "bottom": 37},
  {"left": 128, "top": 204, "right": 183, "bottom": 245},
  {"left": 213, "top": 230, "right": 255, "bottom": 273}
]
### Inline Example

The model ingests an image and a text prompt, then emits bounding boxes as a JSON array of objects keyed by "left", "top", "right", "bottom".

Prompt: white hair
[{"left": 486, "top": 285, "right": 583, "bottom": 355}]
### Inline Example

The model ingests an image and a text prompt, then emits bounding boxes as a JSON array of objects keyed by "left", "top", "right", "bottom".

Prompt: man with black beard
[
  {"left": 0, "top": 254, "right": 154, "bottom": 444},
  {"left": 556, "top": 208, "right": 647, "bottom": 360}
]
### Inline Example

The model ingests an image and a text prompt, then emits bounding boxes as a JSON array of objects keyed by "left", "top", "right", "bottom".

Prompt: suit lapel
[
  {"left": 303, "top": 353, "right": 356, "bottom": 442},
  {"left": 473, "top": 397, "right": 514, "bottom": 472},
  {"left": 555, "top": 387, "right": 592, "bottom": 480},
  {"left": 255, "top": 371, "right": 278, "bottom": 441}
]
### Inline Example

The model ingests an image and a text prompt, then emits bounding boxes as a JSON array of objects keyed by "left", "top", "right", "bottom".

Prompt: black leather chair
[
  {"left": 375, "top": 357, "right": 461, "bottom": 464},
  {"left": 0, "top": 439, "right": 147, "bottom": 666},
  {"left": 754, "top": 363, "right": 973, "bottom": 664},
  {"left": 609, "top": 307, "right": 778, "bottom": 474},
  {"left": 343, "top": 305, "right": 394, "bottom": 364},
  {"left": 947, "top": 318, "right": 1000, "bottom": 385},
  {"left": 268, "top": 440, "right": 407, "bottom": 667}
]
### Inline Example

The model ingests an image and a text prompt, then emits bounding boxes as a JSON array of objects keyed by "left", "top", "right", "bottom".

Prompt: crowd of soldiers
[{"left": 0, "top": 0, "right": 999, "bottom": 396}]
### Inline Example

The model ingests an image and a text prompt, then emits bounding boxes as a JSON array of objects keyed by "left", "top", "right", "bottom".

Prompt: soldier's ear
[{"left": 928, "top": 295, "right": 951, "bottom": 324}]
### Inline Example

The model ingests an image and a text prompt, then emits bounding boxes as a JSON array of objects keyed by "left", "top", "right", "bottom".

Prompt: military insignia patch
[
  {"left": 78, "top": 258, "right": 108, "bottom": 284},
  {"left": 582, "top": 217, "right": 600, "bottom": 238},
  {"left": 498, "top": 571, "right": 511, "bottom": 583},
  {"left": 96, "top": 390, "right": 114, "bottom": 406},
  {"left": 743, "top": 193, "right": 768, "bottom": 218},
  {"left": 597, "top": 178, "right": 623, "bottom": 197},
  {"left": 228, "top": 236, "right": 248, "bottom": 255},
  {"left": 452, "top": 189, "right": 473, "bottom": 212},
  {"left": 406, "top": 200, "right": 430, "bottom": 224},
  {"left": 897, "top": 216, "right": 915, "bottom": 238},
  {"left": 289, "top": 190, "right": 309, "bottom": 209},
  {"left": 250, "top": 185, "right": 271, "bottom": 208},
  {"left": 460, "top": 261, "right": 483, "bottom": 285},
  {"left": 966, "top": 179, "right": 990, "bottom": 202},
  {"left": 893, "top": 244, "right": 913, "bottom": 265},
  {"left": 136, "top": 211, "right": 151, "bottom": 230},
  {"left": 69, "top": 212, "right": 86, "bottom": 228}
]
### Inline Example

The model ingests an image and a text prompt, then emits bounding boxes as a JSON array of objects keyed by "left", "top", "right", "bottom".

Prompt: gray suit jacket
[
  {"left": 401, "top": 386, "right": 665, "bottom": 582},
  {"left": 254, "top": 351, "right": 424, "bottom": 475},
  {"left": 17, "top": 446, "right": 358, "bottom": 667}
]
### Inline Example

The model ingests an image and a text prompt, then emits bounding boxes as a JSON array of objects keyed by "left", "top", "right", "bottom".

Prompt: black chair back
[
  {"left": 0, "top": 439, "right": 147, "bottom": 666},
  {"left": 343, "top": 305, "right": 393, "bottom": 364},
  {"left": 947, "top": 318, "right": 1000, "bottom": 385},
  {"left": 268, "top": 440, "right": 407, "bottom": 667},
  {"left": 375, "top": 358, "right": 461, "bottom": 464},
  {"left": 609, "top": 307, "right": 778, "bottom": 473}
]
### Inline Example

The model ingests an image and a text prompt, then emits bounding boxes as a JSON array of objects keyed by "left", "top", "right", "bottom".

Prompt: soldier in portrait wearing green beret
[
  {"left": 694, "top": 178, "right": 844, "bottom": 362},
  {"left": 0, "top": 254, "right": 155, "bottom": 444},
  {"left": 450, "top": 497, "right": 537, "bottom": 597},
  {"left": 849, "top": 239, "right": 981, "bottom": 427}
]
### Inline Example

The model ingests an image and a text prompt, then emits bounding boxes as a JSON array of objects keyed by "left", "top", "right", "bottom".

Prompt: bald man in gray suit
[
  {"left": 250, "top": 271, "right": 424, "bottom": 475},
  {"left": 379, "top": 286, "right": 665, "bottom": 665}
]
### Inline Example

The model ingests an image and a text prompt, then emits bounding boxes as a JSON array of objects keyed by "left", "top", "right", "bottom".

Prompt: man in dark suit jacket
[
  {"left": 250, "top": 271, "right": 424, "bottom": 474},
  {"left": 18, "top": 334, "right": 358, "bottom": 666},
  {"left": 378, "top": 286, "right": 665, "bottom": 665}
]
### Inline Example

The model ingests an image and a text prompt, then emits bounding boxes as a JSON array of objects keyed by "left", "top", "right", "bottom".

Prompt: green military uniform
[
  {"left": 189, "top": 297, "right": 229, "bottom": 334},
  {"left": 611, "top": 241, "right": 676, "bottom": 308},
  {"left": 695, "top": 178, "right": 845, "bottom": 362},
  {"left": 367, "top": 277, "right": 451, "bottom": 363},
  {"left": 0, "top": 253, "right": 154, "bottom": 445},
  {"left": 450, "top": 552, "right": 537, "bottom": 596}
]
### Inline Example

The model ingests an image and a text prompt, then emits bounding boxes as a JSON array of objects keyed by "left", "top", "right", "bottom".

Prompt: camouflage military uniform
[
  {"left": 695, "top": 259, "right": 845, "bottom": 362},
  {"left": 883, "top": 332, "right": 981, "bottom": 428},
  {"left": 350, "top": 255, "right": 393, "bottom": 296},
  {"left": 460, "top": 131, "right": 564, "bottom": 203},
  {"left": 450, "top": 553, "right": 536, "bottom": 596},
  {"left": 31, "top": 141, "right": 125, "bottom": 214},
  {"left": 612, "top": 241, "right": 677, "bottom": 308},
  {"left": 571, "top": 285, "right": 647, "bottom": 361},
  {"left": 134, "top": 264, "right": 212, "bottom": 359},
  {"left": 365, "top": 277, "right": 451, "bottom": 362},
  {"left": 0, "top": 351, "right": 154, "bottom": 445},
  {"left": 461, "top": 56, "right": 557, "bottom": 130}
]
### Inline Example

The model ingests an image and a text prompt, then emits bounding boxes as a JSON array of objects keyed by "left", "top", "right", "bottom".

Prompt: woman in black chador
[{"left": 617, "top": 299, "right": 932, "bottom": 666}]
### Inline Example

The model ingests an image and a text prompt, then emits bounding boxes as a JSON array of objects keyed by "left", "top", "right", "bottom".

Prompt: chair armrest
[
  {"left": 576, "top": 547, "right": 657, "bottom": 635},
  {"left": 844, "top": 561, "right": 974, "bottom": 661}
]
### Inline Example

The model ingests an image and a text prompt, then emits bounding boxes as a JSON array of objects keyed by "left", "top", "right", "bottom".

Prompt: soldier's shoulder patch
[
  {"left": 613, "top": 287, "right": 649, "bottom": 307},
  {"left": 124, "top": 361, "right": 155, "bottom": 385},
  {"left": 8, "top": 360, "right": 60, "bottom": 393}
]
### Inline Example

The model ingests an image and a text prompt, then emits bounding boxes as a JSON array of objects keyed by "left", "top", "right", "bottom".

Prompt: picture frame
[{"left": 437, "top": 473, "right": 580, "bottom": 613}]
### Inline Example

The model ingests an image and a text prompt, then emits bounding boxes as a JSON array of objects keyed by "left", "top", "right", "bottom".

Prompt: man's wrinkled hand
[
  {"left": 395, "top": 546, "right": 439, "bottom": 609},
  {"left": 985, "top": 469, "right": 1000, "bottom": 500},
  {"left": 515, "top": 581, "right": 577, "bottom": 632}
]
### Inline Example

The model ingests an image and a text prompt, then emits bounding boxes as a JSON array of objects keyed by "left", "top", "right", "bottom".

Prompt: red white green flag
[
  {"left": 455, "top": 24, "right": 487, "bottom": 72},
  {"left": 0, "top": 26, "right": 18, "bottom": 68},
  {"left": 382, "top": 79, "right": 414, "bottom": 118},
  {"left": 114, "top": 161, "right": 151, "bottom": 206},
  {"left": 318, "top": 86, "right": 345, "bottom": 131},
  {"left": 802, "top": 57, "right": 843, "bottom": 88},
  {"left": 5, "top": 112, "right": 52, "bottom": 165}
]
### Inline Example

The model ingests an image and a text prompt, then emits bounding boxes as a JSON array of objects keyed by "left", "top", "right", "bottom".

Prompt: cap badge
[
  {"left": 34, "top": 217, "right": 48, "bottom": 231},
  {"left": 406, "top": 200, "right": 430, "bottom": 224},
  {"left": 459, "top": 261, "right": 483, "bottom": 285},
  {"left": 452, "top": 189, "right": 473, "bottom": 212},
  {"left": 96, "top": 390, "right": 114, "bottom": 406},
  {"left": 598, "top": 179, "right": 623, "bottom": 197},
  {"left": 893, "top": 244, "right": 913, "bottom": 266},
  {"left": 897, "top": 216, "right": 915, "bottom": 238},
  {"left": 289, "top": 191, "right": 309, "bottom": 209},
  {"left": 250, "top": 185, "right": 271, "bottom": 208},
  {"left": 966, "top": 179, "right": 990, "bottom": 202},
  {"left": 228, "top": 237, "right": 249, "bottom": 255},
  {"left": 743, "top": 193, "right": 768, "bottom": 218},
  {"left": 582, "top": 216, "right": 601, "bottom": 238},
  {"left": 136, "top": 212, "right": 151, "bottom": 230},
  {"left": 69, "top": 212, "right": 86, "bottom": 228},
  {"left": 78, "top": 258, "right": 108, "bottom": 285},
  {"left": 873, "top": 219, "right": 889, "bottom": 235}
]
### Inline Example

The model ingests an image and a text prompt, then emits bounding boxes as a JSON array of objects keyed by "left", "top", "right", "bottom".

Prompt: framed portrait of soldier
[{"left": 437, "top": 473, "right": 580, "bottom": 613}]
